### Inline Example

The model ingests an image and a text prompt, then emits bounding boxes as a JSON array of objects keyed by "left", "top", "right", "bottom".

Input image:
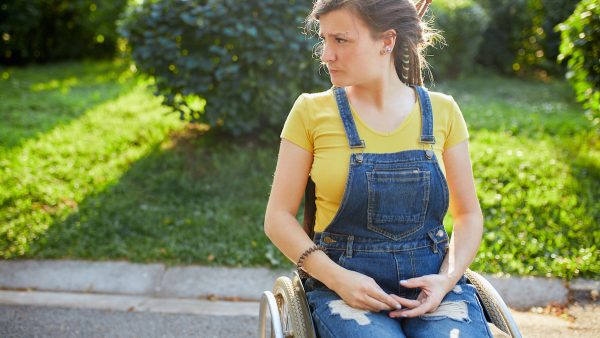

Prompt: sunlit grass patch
[
  {"left": 436, "top": 73, "right": 599, "bottom": 279},
  {"left": 0, "top": 62, "right": 184, "bottom": 257},
  {"left": 468, "top": 130, "right": 598, "bottom": 279}
]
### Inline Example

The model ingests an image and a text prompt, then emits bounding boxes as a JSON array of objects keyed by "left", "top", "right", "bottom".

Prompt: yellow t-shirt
[{"left": 280, "top": 88, "right": 469, "bottom": 233}]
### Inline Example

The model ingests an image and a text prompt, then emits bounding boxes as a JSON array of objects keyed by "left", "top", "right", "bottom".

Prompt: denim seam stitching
[
  {"left": 365, "top": 171, "right": 430, "bottom": 240},
  {"left": 319, "top": 241, "right": 448, "bottom": 252},
  {"left": 408, "top": 250, "right": 418, "bottom": 298}
]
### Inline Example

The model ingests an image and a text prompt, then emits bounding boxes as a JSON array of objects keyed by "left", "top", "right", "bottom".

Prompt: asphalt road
[
  {"left": 1, "top": 301, "right": 598, "bottom": 338},
  {"left": 0, "top": 305, "right": 256, "bottom": 338}
]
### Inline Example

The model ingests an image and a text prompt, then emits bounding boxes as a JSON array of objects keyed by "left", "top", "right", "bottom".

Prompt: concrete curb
[
  {"left": 0, "top": 259, "right": 597, "bottom": 311},
  {"left": 0, "top": 259, "right": 290, "bottom": 301},
  {"left": 0, "top": 290, "right": 258, "bottom": 316}
]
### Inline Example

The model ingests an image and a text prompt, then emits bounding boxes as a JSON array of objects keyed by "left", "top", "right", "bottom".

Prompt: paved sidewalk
[
  {"left": 0, "top": 260, "right": 289, "bottom": 301},
  {"left": 2, "top": 259, "right": 595, "bottom": 309},
  {"left": 0, "top": 259, "right": 598, "bottom": 337}
]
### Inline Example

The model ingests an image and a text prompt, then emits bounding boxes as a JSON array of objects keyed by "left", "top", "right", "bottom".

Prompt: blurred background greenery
[{"left": 0, "top": 0, "right": 598, "bottom": 279}]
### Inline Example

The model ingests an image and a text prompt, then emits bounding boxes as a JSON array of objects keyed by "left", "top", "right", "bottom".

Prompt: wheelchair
[{"left": 258, "top": 269, "right": 522, "bottom": 338}]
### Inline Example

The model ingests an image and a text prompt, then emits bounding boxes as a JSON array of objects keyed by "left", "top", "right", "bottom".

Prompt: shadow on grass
[
  {"left": 0, "top": 60, "right": 140, "bottom": 150},
  {"left": 28, "top": 128, "right": 290, "bottom": 268}
]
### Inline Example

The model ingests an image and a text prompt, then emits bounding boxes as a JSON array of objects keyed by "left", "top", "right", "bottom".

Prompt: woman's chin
[{"left": 329, "top": 77, "right": 348, "bottom": 87}]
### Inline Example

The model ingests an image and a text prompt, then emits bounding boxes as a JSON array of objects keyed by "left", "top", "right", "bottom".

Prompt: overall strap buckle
[{"left": 351, "top": 139, "right": 366, "bottom": 163}]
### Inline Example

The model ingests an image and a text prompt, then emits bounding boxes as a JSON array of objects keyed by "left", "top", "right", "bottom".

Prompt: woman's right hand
[{"left": 330, "top": 268, "right": 402, "bottom": 312}]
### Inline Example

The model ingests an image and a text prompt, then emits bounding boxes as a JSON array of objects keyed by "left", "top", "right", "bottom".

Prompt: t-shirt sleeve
[
  {"left": 444, "top": 96, "right": 470, "bottom": 149},
  {"left": 280, "top": 94, "right": 314, "bottom": 153}
]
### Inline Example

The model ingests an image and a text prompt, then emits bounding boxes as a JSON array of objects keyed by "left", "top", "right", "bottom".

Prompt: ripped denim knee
[{"left": 419, "top": 284, "right": 471, "bottom": 323}]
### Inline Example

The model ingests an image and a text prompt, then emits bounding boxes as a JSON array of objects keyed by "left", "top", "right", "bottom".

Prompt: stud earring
[{"left": 381, "top": 46, "right": 392, "bottom": 55}]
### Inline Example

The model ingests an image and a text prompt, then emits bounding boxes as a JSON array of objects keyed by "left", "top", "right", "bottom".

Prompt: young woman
[{"left": 264, "top": 0, "right": 494, "bottom": 337}]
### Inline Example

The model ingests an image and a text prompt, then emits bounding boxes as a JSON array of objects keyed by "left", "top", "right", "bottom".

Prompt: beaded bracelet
[{"left": 297, "top": 245, "right": 326, "bottom": 279}]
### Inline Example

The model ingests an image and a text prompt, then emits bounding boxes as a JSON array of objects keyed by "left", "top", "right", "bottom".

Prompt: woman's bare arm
[
  {"left": 440, "top": 140, "right": 483, "bottom": 285},
  {"left": 264, "top": 139, "right": 401, "bottom": 311},
  {"left": 264, "top": 139, "right": 338, "bottom": 285}
]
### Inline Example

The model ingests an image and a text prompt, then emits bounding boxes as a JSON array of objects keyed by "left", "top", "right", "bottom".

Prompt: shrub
[
  {"left": 475, "top": 0, "right": 531, "bottom": 75},
  {"left": 120, "top": 0, "right": 328, "bottom": 136},
  {"left": 476, "top": 0, "right": 578, "bottom": 77},
  {"left": 428, "top": 0, "right": 489, "bottom": 79},
  {"left": 557, "top": 0, "right": 600, "bottom": 124},
  {"left": 0, "top": 0, "right": 127, "bottom": 65},
  {"left": 513, "top": 0, "right": 579, "bottom": 78}
]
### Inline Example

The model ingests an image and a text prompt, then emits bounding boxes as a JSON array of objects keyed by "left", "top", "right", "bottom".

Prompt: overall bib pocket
[{"left": 366, "top": 169, "right": 430, "bottom": 240}]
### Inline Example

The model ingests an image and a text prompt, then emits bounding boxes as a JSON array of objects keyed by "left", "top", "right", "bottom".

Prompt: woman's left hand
[{"left": 387, "top": 274, "right": 455, "bottom": 318}]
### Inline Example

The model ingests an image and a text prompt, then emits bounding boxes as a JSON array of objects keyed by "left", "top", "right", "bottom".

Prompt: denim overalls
[{"left": 304, "top": 86, "right": 494, "bottom": 338}]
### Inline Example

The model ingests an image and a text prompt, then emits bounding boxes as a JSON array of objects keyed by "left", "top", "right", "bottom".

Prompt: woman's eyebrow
[{"left": 318, "top": 32, "right": 351, "bottom": 39}]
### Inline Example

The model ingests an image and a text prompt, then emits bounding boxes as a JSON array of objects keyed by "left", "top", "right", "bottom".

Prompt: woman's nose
[{"left": 320, "top": 43, "right": 335, "bottom": 63}]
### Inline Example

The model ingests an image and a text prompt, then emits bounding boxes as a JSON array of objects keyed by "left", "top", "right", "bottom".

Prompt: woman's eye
[{"left": 335, "top": 38, "right": 346, "bottom": 43}]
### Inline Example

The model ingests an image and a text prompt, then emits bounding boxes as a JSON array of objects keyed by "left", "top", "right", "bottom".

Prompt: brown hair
[
  {"left": 305, "top": 0, "right": 440, "bottom": 86},
  {"left": 302, "top": 1, "right": 440, "bottom": 237}
]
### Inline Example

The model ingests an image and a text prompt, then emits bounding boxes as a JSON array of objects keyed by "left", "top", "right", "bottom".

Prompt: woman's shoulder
[
  {"left": 424, "top": 89, "right": 462, "bottom": 116},
  {"left": 425, "top": 90, "right": 457, "bottom": 107},
  {"left": 295, "top": 88, "right": 335, "bottom": 106},
  {"left": 290, "top": 88, "right": 338, "bottom": 122}
]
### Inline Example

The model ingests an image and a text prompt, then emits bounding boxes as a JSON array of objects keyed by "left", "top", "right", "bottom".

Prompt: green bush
[
  {"left": 557, "top": 0, "right": 600, "bottom": 124},
  {"left": 120, "top": 0, "right": 327, "bottom": 136},
  {"left": 475, "top": 0, "right": 531, "bottom": 75},
  {"left": 513, "top": 0, "right": 579, "bottom": 78},
  {"left": 533, "top": 0, "right": 579, "bottom": 74},
  {"left": 476, "top": 0, "right": 578, "bottom": 77},
  {"left": 0, "top": 0, "right": 127, "bottom": 65},
  {"left": 428, "top": 0, "right": 489, "bottom": 79}
]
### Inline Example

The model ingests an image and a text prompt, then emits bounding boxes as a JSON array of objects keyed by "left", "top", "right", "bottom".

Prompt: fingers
[
  {"left": 360, "top": 295, "right": 395, "bottom": 312},
  {"left": 389, "top": 295, "right": 439, "bottom": 318},
  {"left": 388, "top": 294, "right": 422, "bottom": 317},
  {"left": 357, "top": 284, "right": 401, "bottom": 311},
  {"left": 368, "top": 288, "right": 403, "bottom": 311},
  {"left": 389, "top": 294, "right": 420, "bottom": 309},
  {"left": 399, "top": 276, "right": 427, "bottom": 289},
  {"left": 393, "top": 298, "right": 436, "bottom": 318}
]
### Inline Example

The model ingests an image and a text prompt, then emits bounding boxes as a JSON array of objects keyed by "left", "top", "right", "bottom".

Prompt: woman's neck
[{"left": 346, "top": 72, "right": 412, "bottom": 112}]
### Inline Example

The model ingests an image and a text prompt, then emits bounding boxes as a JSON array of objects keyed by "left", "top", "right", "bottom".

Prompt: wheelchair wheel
[
  {"left": 291, "top": 272, "right": 317, "bottom": 338},
  {"left": 273, "top": 276, "right": 311, "bottom": 338},
  {"left": 465, "top": 269, "right": 522, "bottom": 338}
]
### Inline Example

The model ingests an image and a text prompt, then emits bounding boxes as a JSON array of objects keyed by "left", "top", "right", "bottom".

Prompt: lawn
[{"left": 1, "top": 61, "right": 598, "bottom": 279}]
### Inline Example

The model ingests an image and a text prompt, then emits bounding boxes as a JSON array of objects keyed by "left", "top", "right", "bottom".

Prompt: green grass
[
  {"left": 434, "top": 74, "right": 599, "bottom": 279},
  {"left": 1, "top": 62, "right": 598, "bottom": 279}
]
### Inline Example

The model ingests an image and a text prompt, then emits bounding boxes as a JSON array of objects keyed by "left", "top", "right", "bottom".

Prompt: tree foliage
[
  {"left": 557, "top": 0, "right": 600, "bottom": 124},
  {"left": 0, "top": 0, "right": 127, "bottom": 64},
  {"left": 476, "top": 0, "right": 578, "bottom": 77},
  {"left": 120, "top": 0, "right": 328, "bottom": 136},
  {"left": 428, "top": 0, "right": 489, "bottom": 79}
]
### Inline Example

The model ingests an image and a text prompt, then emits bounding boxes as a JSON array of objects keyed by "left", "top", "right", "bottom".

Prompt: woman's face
[{"left": 318, "top": 8, "right": 387, "bottom": 87}]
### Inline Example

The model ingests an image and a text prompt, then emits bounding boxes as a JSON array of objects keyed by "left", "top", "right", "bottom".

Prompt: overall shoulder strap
[
  {"left": 414, "top": 86, "right": 436, "bottom": 145},
  {"left": 333, "top": 87, "right": 366, "bottom": 149}
]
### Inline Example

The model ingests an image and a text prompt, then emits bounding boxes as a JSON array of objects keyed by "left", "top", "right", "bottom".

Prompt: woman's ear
[{"left": 381, "top": 29, "right": 397, "bottom": 51}]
